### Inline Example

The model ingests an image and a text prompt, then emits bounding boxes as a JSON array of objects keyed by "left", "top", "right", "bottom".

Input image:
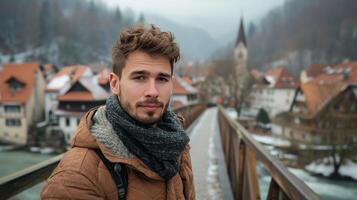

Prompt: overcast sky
[{"left": 103, "top": 0, "right": 285, "bottom": 37}]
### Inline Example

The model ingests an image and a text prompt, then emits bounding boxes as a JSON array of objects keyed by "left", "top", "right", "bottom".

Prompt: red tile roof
[
  {"left": 173, "top": 76, "right": 198, "bottom": 95},
  {"left": 181, "top": 76, "right": 193, "bottom": 85},
  {"left": 57, "top": 76, "right": 109, "bottom": 102},
  {"left": 52, "top": 65, "right": 89, "bottom": 82},
  {"left": 311, "top": 61, "right": 357, "bottom": 84},
  {"left": 173, "top": 77, "right": 188, "bottom": 94},
  {"left": 57, "top": 91, "right": 94, "bottom": 101},
  {"left": 46, "top": 65, "right": 91, "bottom": 92},
  {"left": 305, "top": 64, "right": 326, "bottom": 78},
  {"left": 0, "top": 63, "right": 41, "bottom": 103},
  {"left": 265, "top": 68, "right": 298, "bottom": 88},
  {"left": 300, "top": 82, "right": 345, "bottom": 116}
]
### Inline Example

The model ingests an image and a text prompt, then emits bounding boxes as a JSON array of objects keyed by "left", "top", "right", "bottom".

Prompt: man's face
[{"left": 109, "top": 51, "right": 173, "bottom": 125}]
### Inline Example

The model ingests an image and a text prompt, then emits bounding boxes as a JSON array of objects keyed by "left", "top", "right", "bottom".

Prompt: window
[
  {"left": 5, "top": 119, "right": 21, "bottom": 127},
  {"left": 66, "top": 118, "right": 70, "bottom": 127},
  {"left": 4, "top": 105, "right": 21, "bottom": 113},
  {"left": 7, "top": 78, "right": 25, "bottom": 91}
]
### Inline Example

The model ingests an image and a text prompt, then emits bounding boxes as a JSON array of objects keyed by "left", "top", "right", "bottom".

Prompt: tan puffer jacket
[{"left": 41, "top": 107, "right": 195, "bottom": 200}]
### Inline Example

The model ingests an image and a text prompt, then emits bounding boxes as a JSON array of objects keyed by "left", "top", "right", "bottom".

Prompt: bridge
[{"left": 0, "top": 104, "right": 320, "bottom": 200}]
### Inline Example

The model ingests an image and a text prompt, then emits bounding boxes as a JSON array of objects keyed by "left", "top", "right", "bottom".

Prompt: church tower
[{"left": 234, "top": 17, "right": 248, "bottom": 74}]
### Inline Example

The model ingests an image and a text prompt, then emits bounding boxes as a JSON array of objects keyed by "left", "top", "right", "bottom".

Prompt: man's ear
[{"left": 109, "top": 72, "right": 120, "bottom": 94}]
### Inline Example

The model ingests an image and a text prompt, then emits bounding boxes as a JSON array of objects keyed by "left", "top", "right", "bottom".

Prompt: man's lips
[
  {"left": 139, "top": 104, "right": 162, "bottom": 112},
  {"left": 137, "top": 102, "right": 163, "bottom": 112},
  {"left": 139, "top": 104, "right": 161, "bottom": 108}
]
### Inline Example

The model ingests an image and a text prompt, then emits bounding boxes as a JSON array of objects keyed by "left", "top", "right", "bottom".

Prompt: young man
[{"left": 41, "top": 25, "right": 195, "bottom": 199}]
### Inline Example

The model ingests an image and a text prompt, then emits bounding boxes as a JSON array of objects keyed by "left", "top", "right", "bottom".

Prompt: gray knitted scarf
[{"left": 105, "top": 95, "right": 189, "bottom": 180}]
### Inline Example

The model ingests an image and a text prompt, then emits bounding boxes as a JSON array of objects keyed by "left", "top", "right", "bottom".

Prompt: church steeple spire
[{"left": 235, "top": 17, "right": 247, "bottom": 47}]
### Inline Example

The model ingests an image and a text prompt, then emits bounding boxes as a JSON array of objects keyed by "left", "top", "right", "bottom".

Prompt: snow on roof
[
  {"left": 47, "top": 75, "right": 70, "bottom": 91},
  {"left": 176, "top": 76, "right": 198, "bottom": 93},
  {"left": 79, "top": 76, "right": 109, "bottom": 100},
  {"left": 265, "top": 75, "right": 276, "bottom": 86}
]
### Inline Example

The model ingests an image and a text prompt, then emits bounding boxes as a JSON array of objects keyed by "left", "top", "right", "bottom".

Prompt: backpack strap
[{"left": 94, "top": 149, "right": 128, "bottom": 200}]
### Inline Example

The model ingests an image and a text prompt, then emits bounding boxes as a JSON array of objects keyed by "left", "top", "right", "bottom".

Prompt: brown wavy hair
[{"left": 112, "top": 25, "right": 180, "bottom": 77}]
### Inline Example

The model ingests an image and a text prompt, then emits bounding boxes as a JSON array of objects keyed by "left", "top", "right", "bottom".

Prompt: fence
[{"left": 217, "top": 106, "right": 320, "bottom": 200}]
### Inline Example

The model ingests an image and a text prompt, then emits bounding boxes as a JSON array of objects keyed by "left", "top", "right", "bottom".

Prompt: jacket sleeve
[
  {"left": 41, "top": 170, "right": 104, "bottom": 200},
  {"left": 180, "top": 144, "right": 196, "bottom": 200}
]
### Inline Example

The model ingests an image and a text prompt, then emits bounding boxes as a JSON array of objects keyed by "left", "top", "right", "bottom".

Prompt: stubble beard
[{"left": 118, "top": 91, "right": 170, "bottom": 125}]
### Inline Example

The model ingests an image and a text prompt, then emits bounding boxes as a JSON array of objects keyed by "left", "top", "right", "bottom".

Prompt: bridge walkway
[{"left": 188, "top": 107, "right": 233, "bottom": 200}]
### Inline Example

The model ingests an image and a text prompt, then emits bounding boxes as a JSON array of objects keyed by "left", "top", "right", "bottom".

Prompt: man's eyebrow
[
  {"left": 158, "top": 72, "right": 171, "bottom": 78},
  {"left": 130, "top": 70, "right": 150, "bottom": 76},
  {"left": 130, "top": 70, "right": 171, "bottom": 78}
]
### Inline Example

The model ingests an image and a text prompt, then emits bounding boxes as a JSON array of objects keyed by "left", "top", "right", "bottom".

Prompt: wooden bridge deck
[{"left": 188, "top": 107, "right": 233, "bottom": 200}]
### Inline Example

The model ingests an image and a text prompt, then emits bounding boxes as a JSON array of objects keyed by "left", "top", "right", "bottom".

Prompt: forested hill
[
  {"left": 0, "top": 0, "right": 221, "bottom": 66},
  {"left": 247, "top": 0, "right": 357, "bottom": 76},
  {"left": 0, "top": 0, "right": 136, "bottom": 66}
]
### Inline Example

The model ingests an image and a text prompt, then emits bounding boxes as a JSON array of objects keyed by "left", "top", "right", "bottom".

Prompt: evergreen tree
[
  {"left": 256, "top": 108, "right": 270, "bottom": 124},
  {"left": 39, "top": 0, "right": 53, "bottom": 47}
]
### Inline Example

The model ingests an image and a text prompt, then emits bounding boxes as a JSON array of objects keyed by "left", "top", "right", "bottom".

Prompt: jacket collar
[{"left": 70, "top": 106, "right": 165, "bottom": 180}]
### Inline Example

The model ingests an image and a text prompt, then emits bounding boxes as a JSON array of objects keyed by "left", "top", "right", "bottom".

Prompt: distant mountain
[
  {"left": 144, "top": 13, "right": 221, "bottom": 61},
  {"left": 247, "top": 0, "right": 357, "bottom": 75},
  {"left": 0, "top": 0, "right": 135, "bottom": 66}
]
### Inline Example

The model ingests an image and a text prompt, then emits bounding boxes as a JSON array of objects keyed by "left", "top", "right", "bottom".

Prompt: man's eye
[
  {"left": 134, "top": 76, "right": 146, "bottom": 80},
  {"left": 158, "top": 77, "right": 169, "bottom": 82}
]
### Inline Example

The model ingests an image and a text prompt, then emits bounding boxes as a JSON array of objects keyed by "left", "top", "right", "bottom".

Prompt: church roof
[{"left": 236, "top": 17, "right": 247, "bottom": 47}]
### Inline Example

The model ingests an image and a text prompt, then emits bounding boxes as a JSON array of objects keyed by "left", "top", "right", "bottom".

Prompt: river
[
  {"left": 0, "top": 150, "right": 56, "bottom": 199},
  {"left": 257, "top": 157, "right": 357, "bottom": 200}
]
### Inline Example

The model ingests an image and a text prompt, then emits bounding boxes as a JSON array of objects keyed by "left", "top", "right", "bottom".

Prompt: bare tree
[
  {"left": 204, "top": 52, "right": 253, "bottom": 115},
  {"left": 329, "top": 133, "right": 357, "bottom": 179}
]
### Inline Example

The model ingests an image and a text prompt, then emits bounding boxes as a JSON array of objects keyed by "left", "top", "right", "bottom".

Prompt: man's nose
[{"left": 145, "top": 79, "right": 159, "bottom": 98}]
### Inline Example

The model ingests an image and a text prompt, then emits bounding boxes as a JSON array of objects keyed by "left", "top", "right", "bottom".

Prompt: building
[
  {"left": 0, "top": 63, "right": 46, "bottom": 144},
  {"left": 54, "top": 76, "right": 109, "bottom": 143},
  {"left": 171, "top": 76, "right": 199, "bottom": 108},
  {"left": 274, "top": 82, "right": 357, "bottom": 145},
  {"left": 310, "top": 61, "right": 357, "bottom": 84},
  {"left": 300, "top": 64, "right": 326, "bottom": 83},
  {"left": 45, "top": 65, "right": 92, "bottom": 124},
  {"left": 234, "top": 17, "right": 248, "bottom": 75},
  {"left": 274, "top": 61, "right": 357, "bottom": 145},
  {"left": 248, "top": 68, "right": 298, "bottom": 118},
  {"left": 300, "top": 61, "right": 357, "bottom": 84}
]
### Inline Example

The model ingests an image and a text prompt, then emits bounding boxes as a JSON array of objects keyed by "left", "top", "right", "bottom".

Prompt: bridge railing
[
  {"left": 217, "top": 106, "right": 320, "bottom": 200},
  {"left": 173, "top": 103, "right": 206, "bottom": 129},
  {"left": 0, "top": 103, "right": 206, "bottom": 200}
]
